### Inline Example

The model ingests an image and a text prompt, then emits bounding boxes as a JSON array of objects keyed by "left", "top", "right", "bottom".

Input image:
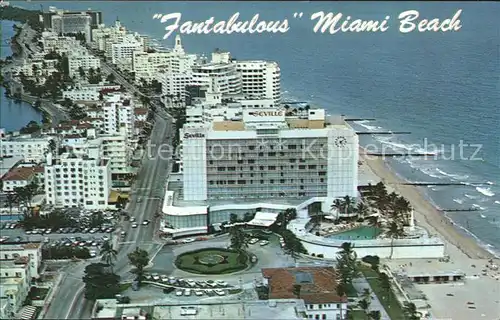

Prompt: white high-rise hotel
[
  {"left": 161, "top": 39, "right": 281, "bottom": 106},
  {"left": 181, "top": 109, "right": 358, "bottom": 202},
  {"left": 161, "top": 100, "right": 359, "bottom": 236}
]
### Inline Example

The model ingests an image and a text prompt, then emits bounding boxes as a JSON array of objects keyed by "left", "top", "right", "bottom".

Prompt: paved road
[
  {"left": 43, "top": 53, "right": 174, "bottom": 319},
  {"left": 43, "top": 110, "right": 173, "bottom": 320}
]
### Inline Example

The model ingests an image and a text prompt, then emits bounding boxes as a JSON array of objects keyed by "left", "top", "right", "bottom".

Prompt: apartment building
[
  {"left": 42, "top": 7, "right": 102, "bottom": 31},
  {"left": 64, "top": 127, "right": 133, "bottom": 180},
  {"left": 111, "top": 34, "right": 144, "bottom": 70},
  {"left": 262, "top": 267, "right": 348, "bottom": 320},
  {"left": 68, "top": 51, "right": 101, "bottom": 78},
  {"left": 191, "top": 53, "right": 242, "bottom": 95},
  {"left": 132, "top": 51, "right": 170, "bottom": 83},
  {"left": 160, "top": 36, "right": 198, "bottom": 99},
  {"left": 235, "top": 60, "right": 281, "bottom": 105},
  {"left": 41, "top": 33, "right": 81, "bottom": 55},
  {"left": 51, "top": 12, "right": 92, "bottom": 43},
  {"left": 91, "top": 20, "right": 127, "bottom": 52},
  {"left": 0, "top": 134, "right": 53, "bottom": 162},
  {"left": 101, "top": 93, "right": 136, "bottom": 140},
  {"left": 13, "top": 58, "right": 59, "bottom": 78},
  {"left": 44, "top": 151, "right": 111, "bottom": 210}
]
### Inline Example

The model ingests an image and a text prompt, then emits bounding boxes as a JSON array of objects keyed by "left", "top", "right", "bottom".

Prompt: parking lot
[
  {"left": 143, "top": 275, "right": 235, "bottom": 298},
  {"left": 0, "top": 221, "right": 126, "bottom": 259}
]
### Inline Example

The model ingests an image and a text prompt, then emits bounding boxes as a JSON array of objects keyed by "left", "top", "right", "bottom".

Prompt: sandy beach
[
  {"left": 359, "top": 151, "right": 500, "bottom": 319},
  {"left": 359, "top": 151, "right": 495, "bottom": 260}
]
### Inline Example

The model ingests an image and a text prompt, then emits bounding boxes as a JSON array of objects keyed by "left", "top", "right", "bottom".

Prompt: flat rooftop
[{"left": 153, "top": 300, "right": 306, "bottom": 320}]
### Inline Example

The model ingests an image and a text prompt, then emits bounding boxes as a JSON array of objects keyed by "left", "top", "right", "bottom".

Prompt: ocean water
[
  {"left": 10, "top": 2, "right": 500, "bottom": 255},
  {"left": 0, "top": 20, "right": 43, "bottom": 131}
]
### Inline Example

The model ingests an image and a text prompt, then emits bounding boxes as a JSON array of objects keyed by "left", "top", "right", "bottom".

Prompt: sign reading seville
[
  {"left": 248, "top": 110, "right": 285, "bottom": 117},
  {"left": 184, "top": 133, "right": 205, "bottom": 139}
]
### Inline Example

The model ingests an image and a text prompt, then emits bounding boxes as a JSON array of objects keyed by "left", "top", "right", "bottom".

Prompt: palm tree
[
  {"left": 100, "top": 240, "right": 117, "bottom": 271},
  {"left": 48, "top": 139, "right": 57, "bottom": 154},
  {"left": 367, "top": 216, "right": 381, "bottom": 239},
  {"left": 358, "top": 298, "right": 370, "bottom": 317},
  {"left": 386, "top": 221, "right": 405, "bottom": 259},
  {"left": 355, "top": 202, "right": 369, "bottom": 218},
  {"left": 403, "top": 302, "right": 420, "bottom": 320},
  {"left": 336, "top": 242, "right": 359, "bottom": 287},
  {"left": 6, "top": 193, "right": 16, "bottom": 215},
  {"left": 229, "top": 227, "right": 248, "bottom": 252},
  {"left": 331, "top": 198, "right": 344, "bottom": 217},
  {"left": 343, "top": 195, "right": 354, "bottom": 213},
  {"left": 368, "top": 310, "right": 381, "bottom": 320}
]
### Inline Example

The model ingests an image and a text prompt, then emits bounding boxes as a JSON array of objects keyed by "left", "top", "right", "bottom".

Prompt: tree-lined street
[{"left": 43, "top": 79, "right": 174, "bottom": 318}]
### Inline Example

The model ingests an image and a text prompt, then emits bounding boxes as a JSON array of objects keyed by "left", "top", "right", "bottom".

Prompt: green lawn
[
  {"left": 346, "top": 283, "right": 359, "bottom": 297},
  {"left": 175, "top": 248, "right": 248, "bottom": 274},
  {"left": 119, "top": 283, "right": 132, "bottom": 292},
  {"left": 359, "top": 266, "right": 407, "bottom": 320}
]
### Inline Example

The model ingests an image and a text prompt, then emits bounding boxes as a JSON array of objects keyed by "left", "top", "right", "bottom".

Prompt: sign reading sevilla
[
  {"left": 184, "top": 132, "right": 205, "bottom": 139},
  {"left": 248, "top": 110, "right": 284, "bottom": 117}
]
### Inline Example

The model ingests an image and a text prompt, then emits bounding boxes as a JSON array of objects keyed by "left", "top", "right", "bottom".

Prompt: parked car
[
  {"left": 216, "top": 280, "right": 227, "bottom": 287},
  {"left": 176, "top": 290, "right": 183, "bottom": 296},
  {"left": 259, "top": 240, "right": 269, "bottom": 246},
  {"left": 131, "top": 223, "right": 138, "bottom": 228},
  {"left": 194, "top": 290, "right": 203, "bottom": 296},
  {"left": 214, "top": 289, "right": 226, "bottom": 296},
  {"left": 142, "top": 220, "right": 150, "bottom": 225},
  {"left": 249, "top": 238, "right": 259, "bottom": 244}
]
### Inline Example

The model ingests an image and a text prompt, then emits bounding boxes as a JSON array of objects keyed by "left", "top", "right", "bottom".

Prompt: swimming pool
[
  {"left": 0, "top": 214, "right": 22, "bottom": 221},
  {"left": 326, "top": 226, "right": 382, "bottom": 240}
]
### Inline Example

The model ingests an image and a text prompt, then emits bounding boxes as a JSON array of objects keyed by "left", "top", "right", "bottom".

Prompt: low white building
[
  {"left": 0, "top": 242, "right": 42, "bottom": 279},
  {"left": 68, "top": 52, "right": 101, "bottom": 78},
  {"left": 62, "top": 83, "right": 121, "bottom": 101},
  {"left": 41, "top": 34, "right": 81, "bottom": 55},
  {"left": 262, "top": 267, "right": 348, "bottom": 320},
  {"left": 44, "top": 150, "right": 112, "bottom": 210},
  {"left": 0, "top": 134, "right": 53, "bottom": 162},
  {"left": 0, "top": 257, "right": 32, "bottom": 318},
  {"left": 62, "top": 88, "right": 100, "bottom": 101}
]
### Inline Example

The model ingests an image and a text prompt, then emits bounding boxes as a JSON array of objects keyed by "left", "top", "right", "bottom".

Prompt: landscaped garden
[{"left": 175, "top": 248, "right": 249, "bottom": 274}]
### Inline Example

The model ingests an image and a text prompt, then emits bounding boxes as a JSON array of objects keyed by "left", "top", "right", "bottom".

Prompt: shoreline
[{"left": 360, "top": 149, "right": 496, "bottom": 260}]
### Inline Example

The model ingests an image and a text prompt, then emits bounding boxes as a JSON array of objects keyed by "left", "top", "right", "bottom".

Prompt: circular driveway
[{"left": 148, "top": 234, "right": 296, "bottom": 285}]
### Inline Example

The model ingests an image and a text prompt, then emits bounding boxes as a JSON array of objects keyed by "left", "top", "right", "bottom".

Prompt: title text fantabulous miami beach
[{"left": 153, "top": 9, "right": 463, "bottom": 39}]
